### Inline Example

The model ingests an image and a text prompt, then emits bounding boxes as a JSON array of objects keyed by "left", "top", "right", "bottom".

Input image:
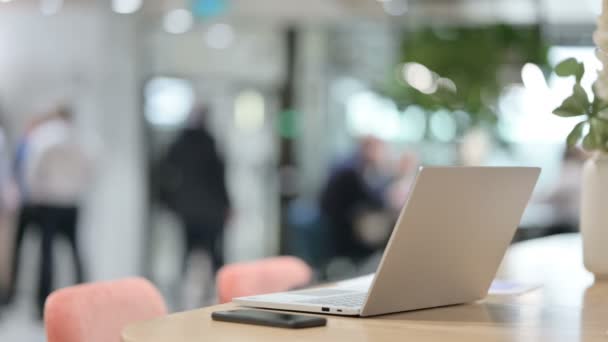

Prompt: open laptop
[{"left": 234, "top": 166, "right": 540, "bottom": 317}]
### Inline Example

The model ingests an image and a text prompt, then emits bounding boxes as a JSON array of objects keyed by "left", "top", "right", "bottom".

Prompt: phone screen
[{"left": 212, "top": 309, "right": 327, "bottom": 329}]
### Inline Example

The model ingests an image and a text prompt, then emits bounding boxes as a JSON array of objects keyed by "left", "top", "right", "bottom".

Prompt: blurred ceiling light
[
  {"left": 40, "top": 0, "right": 63, "bottom": 16},
  {"left": 0, "top": 0, "right": 14, "bottom": 3},
  {"left": 144, "top": 77, "right": 194, "bottom": 127},
  {"left": 346, "top": 91, "right": 401, "bottom": 140},
  {"left": 234, "top": 90, "right": 265, "bottom": 132},
  {"left": 521, "top": 63, "right": 547, "bottom": 93},
  {"left": 112, "top": 0, "right": 142, "bottom": 14},
  {"left": 163, "top": 9, "right": 194, "bottom": 34},
  {"left": 382, "top": 0, "right": 408, "bottom": 16},
  {"left": 205, "top": 23, "right": 234, "bottom": 49},
  {"left": 437, "top": 77, "right": 457, "bottom": 93},
  {"left": 402, "top": 62, "right": 437, "bottom": 94}
]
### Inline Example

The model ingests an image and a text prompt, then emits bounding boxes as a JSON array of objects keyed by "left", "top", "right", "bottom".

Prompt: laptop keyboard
[{"left": 297, "top": 293, "right": 367, "bottom": 308}]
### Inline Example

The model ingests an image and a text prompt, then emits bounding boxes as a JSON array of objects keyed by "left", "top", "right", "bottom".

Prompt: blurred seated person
[
  {"left": 158, "top": 106, "right": 231, "bottom": 281},
  {"left": 386, "top": 150, "right": 419, "bottom": 213},
  {"left": 320, "top": 136, "right": 392, "bottom": 263},
  {"left": 458, "top": 127, "right": 492, "bottom": 166}
]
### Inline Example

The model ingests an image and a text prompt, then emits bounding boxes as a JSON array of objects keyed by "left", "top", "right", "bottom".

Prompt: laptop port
[
  {"left": 337, "top": 309, "right": 343, "bottom": 312},
  {"left": 322, "top": 307, "right": 330, "bottom": 312}
]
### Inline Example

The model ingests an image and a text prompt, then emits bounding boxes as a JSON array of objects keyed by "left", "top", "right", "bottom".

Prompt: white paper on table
[{"left": 488, "top": 280, "right": 541, "bottom": 295}]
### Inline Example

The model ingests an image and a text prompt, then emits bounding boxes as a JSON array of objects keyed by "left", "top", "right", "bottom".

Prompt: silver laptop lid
[{"left": 360, "top": 166, "right": 540, "bottom": 316}]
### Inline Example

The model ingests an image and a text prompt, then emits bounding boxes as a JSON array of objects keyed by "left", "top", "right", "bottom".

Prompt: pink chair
[
  {"left": 216, "top": 256, "right": 313, "bottom": 304},
  {"left": 44, "top": 277, "right": 168, "bottom": 342}
]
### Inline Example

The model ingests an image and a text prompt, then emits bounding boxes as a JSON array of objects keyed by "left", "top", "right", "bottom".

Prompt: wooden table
[{"left": 122, "top": 234, "right": 608, "bottom": 341}]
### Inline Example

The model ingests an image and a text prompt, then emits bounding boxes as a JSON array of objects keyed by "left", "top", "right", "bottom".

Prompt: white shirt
[{"left": 26, "top": 119, "right": 92, "bottom": 206}]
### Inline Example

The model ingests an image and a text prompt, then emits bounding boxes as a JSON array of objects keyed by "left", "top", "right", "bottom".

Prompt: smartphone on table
[{"left": 212, "top": 309, "right": 327, "bottom": 329}]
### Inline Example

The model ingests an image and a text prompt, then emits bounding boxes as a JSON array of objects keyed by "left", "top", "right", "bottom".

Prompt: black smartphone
[{"left": 211, "top": 309, "right": 327, "bottom": 329}]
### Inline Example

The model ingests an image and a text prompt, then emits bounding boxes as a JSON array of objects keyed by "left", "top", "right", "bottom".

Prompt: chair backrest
[
  {"left": 216, "top": 256, "right": 313, "bottom": 304},
  {"left": 44, "top": 277, "right": 168, "bottom": 342}
]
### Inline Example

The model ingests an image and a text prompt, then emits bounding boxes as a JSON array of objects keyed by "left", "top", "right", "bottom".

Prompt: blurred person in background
[
  {"left": 21, "top": 105, "right": 93, "bottom": 317},
  {"left": 353, "top": 150, "right": 420, "bottom": 276},
  {"left": 458, "top": 128, "right": 492, "bottom": 166},
  {"left": 158, "top": 106, "right": 231, "bottom": 291},
  {"left": 386, "top": 150, "right": 419, "bottom": 213},
  {"left": 320, "top": 136, "right": 391, "bottom": 265},
  {"left": 4, "top": 114, "right": 53, "bottom": 307}
]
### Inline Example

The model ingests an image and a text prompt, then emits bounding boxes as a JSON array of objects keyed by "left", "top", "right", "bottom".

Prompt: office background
[{"left": 0, "top": 0, "right": 599, "bottom": 340}]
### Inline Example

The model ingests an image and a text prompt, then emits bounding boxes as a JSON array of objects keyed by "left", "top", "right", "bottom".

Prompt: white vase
[{"left": 581, "top": 152, "right": 608, "bottom": 279}]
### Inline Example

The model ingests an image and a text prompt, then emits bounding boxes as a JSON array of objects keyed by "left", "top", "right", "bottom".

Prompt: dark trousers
[
  {"left": 7, "top": 205, "right": 40, "bottom": 303},
  {"left": 8, "top": 204, "right": 84, "bottom": 314},
  {"left": 37, "top": 205, "right": 84, "bottom": 313},
  {"left": 183, "top": 222, "right": 224, "bottom": 275}
]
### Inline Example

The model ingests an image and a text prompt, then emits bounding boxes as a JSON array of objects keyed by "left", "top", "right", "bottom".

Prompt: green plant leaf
[
  {"left": 591, "top": 81, "right": 608, "bottom": 115},
  {"left": 582, "top": 122, "right": 603, "bottom": 151},
  {"left": 555, "top": 58, "right": 585, "bottom": 82},
  {"left": 573, "top": 84, "right": 590, "bottom": 108},
  {"left": 590, "top": 118, "right": 608, "bottom": 152},
  {"left": 591, "top": 117, "right": 608, "bottom": 136},
  {"left": 583, "top": 132, "right": 597, "bottom": 150},
  {"left": 567, "top": 121, "right": 586, "bottom": 147},
  {"left": 553, "top": 83, "right": 590, "bottom": 117},
  {"left": 553, "top": 95, "right": 588, "bottom": 117}
]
